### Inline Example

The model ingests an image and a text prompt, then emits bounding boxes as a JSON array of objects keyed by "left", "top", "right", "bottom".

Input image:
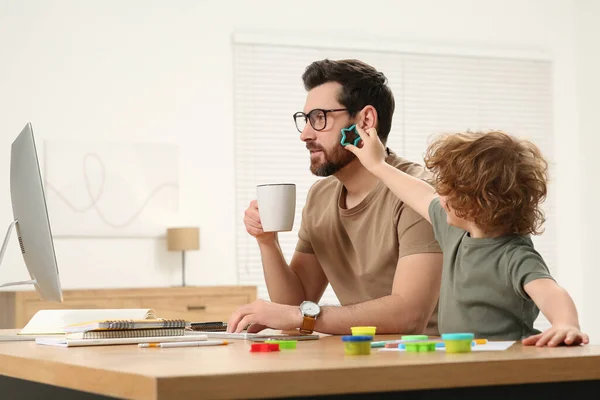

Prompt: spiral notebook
[
  {"left": 65, "top": 327, "right": 185, "bottom": 340},
  {"left": 64, "top": 318, "right": 186, "bottom": 333}
]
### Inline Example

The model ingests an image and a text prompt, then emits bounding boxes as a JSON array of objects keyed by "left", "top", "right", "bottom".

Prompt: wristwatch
[{"left": 299, "top": 300, "right": 321, "bottom": 334}]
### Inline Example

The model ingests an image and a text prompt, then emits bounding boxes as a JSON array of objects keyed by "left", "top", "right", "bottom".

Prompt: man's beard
[{"left": 309, "top": 144, "right": 356, "bottom": 177}]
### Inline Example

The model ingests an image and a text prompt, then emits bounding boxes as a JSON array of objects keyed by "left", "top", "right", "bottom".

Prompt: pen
[{"left": 139, "top": 340, "right": 230, "bottom": 348}]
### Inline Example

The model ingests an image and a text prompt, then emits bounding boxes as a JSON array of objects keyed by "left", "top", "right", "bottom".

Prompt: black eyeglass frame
[{"left": 293, "top": 108, "right": 349, "bottom": 133}]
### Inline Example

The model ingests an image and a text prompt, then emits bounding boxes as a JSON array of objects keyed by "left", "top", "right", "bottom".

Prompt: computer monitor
[{"left": 0, "top": 122, "right": 63, "bottom": 302}]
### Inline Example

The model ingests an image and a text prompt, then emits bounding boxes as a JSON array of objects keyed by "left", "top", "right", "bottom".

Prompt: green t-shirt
[{"left": 428, "top": 198, "right": 553, "bottom": 340}]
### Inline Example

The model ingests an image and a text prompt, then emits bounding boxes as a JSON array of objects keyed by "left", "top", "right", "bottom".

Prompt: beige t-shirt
[{"left": 296, "top": 149, "right": 442, "bottom": 334}]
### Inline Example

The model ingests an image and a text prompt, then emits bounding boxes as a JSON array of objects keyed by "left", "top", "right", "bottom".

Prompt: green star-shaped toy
[{"left": 340, "top": 124, "right": 362, "bottom": 147}]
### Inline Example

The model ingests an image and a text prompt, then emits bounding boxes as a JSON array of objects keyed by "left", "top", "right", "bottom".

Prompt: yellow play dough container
[
  {"left": 351, "top": 326, "right": 377, "bottom": 336},
  {"left": 441, "top": 333, "right": 475, "bottom": 353},
  {"left": 342, "top": 335, "right": 372, "bottom": 355}
]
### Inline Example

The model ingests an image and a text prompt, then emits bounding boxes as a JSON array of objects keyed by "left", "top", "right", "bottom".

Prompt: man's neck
[{"left": 335, "top": 158, "right": 384, "bottom": 206}]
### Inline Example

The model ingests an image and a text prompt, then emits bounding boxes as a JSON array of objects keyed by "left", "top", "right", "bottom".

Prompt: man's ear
[{"left": 357, "top": 105, "right": 378, "bottom": 130}]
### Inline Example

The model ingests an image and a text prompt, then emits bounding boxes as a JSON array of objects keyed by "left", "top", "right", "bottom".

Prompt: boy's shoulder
[
  {"left": 502, "top": 235, "right": 548, "bottom": 269},
  {"left": 504, "top": 235, "right": 537, "bottom": 253}
]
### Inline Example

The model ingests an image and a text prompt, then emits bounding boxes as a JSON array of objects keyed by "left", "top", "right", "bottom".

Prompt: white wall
[
  {"left": 0, "top": 0, "right": 585, "bottom": 326},
  {"left": 576, "top": 0, "right": 600, "bottom": 341}
]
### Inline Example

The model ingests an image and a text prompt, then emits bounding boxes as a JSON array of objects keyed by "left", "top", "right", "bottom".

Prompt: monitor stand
[{"left": 0, "top": 220, "right": 37, "bottom": 288}]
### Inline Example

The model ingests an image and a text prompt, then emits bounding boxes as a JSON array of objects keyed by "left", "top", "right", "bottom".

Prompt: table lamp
[{"left": 167, "top": 227, "right": 199, "bottom": 287}]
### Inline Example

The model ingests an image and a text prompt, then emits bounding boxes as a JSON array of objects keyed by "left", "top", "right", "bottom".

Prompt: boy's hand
[
  {"left": 345, "top": 126, "right": 387, "bottom": 175},
  {"left": 522, "top": 325, "right": 589, "bottom": 347}
]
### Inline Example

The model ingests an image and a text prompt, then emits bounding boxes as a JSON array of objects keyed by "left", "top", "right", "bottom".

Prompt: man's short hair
[{"left": 302, "top": 59, "right": 395, "bottom": 144}]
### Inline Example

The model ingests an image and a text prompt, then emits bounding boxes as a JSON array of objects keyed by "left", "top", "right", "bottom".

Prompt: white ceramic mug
[{"left": 256, "top": 183, "right": 296, "bottom": 232}]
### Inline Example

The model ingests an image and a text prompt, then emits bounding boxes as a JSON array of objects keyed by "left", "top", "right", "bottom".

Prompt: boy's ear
[{"left": 357, "top": 105, "right": 378, "bottom": 130}]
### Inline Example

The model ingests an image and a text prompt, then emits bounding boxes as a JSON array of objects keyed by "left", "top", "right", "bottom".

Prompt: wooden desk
[{"left": 1, "top": 331, "right": 600, "bottom": 399}]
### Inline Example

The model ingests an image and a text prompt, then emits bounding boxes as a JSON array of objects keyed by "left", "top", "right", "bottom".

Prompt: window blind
[{"left": 233, "top": 41, "right": 554, "bottom": 331}]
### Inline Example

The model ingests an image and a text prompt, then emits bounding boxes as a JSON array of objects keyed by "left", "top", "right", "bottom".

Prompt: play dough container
[
  {"left": 404, "top": 341, "right": 437, "bottom": 352},
  {"left": 342, "top": 335, "right": 372, "bottom": 355},
  {"left": 265, "top": 340, "right": 297, "bottom": 350},
  {"left": 441, "top": 333, "right": 475, "bottom": 353},
  {"left": 351, "top": 326, "right": 377, "bottom": 336}
]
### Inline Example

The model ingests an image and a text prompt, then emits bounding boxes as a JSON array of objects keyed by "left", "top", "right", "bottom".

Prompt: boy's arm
[
  {"left": 525, "top": 279, "right": 580, "bottom": 328},
  {"left": 522, "top": 279, "right": 589, "bottom": 346},
  {"left": 345, "top": 126, "right": 436, "bottom": 223},
  {"left": 510, "top": 249, "right": 588, "bottom": 347}
]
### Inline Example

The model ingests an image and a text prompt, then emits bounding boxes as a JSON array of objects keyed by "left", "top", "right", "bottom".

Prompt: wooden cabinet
[{"left": 0, "top": 286, "right": 256, "bottom": 328}]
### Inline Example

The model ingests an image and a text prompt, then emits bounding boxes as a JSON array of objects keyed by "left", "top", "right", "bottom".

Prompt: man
[{"left": 227, "top": 59, "right": 442, "bottom": 335}]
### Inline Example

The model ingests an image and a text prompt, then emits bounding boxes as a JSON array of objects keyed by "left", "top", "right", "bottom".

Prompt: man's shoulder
[
  {"left": 385, "top": 149, "right": 433, "bottom": 180},
  {"left": 305, "top": 177, "right": 340, "bottom": 205}
]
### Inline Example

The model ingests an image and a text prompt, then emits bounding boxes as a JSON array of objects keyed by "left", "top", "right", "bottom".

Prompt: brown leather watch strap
[{"left": 299, "top": 315, "right": 316, "bottom": 334}]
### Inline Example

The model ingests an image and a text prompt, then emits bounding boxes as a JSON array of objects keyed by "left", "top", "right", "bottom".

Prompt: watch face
[{"left": 301, "top": 301, "right": 320, "bottom": 317}]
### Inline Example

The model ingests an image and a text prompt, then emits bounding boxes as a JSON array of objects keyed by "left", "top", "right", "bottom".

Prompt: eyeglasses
[{"left": 293, "top": 108, "right": 348, "bottom": 133}]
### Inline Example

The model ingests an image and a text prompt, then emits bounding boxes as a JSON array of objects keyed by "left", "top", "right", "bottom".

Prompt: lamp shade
[{"left": 167, "top": 227, "right": 199, "bottom": 251}]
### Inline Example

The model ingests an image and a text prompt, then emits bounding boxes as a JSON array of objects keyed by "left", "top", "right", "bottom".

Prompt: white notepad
[
  {"left": 378, "top": 341, "right": 516, "bottom": 352},
  {"left": 35, "top": 334, "right": 207, "bottom": 348}
]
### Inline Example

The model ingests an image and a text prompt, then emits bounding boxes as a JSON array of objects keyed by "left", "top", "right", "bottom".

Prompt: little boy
[{"left": 346, "top": 126, "right": 587, "bottom": 346}]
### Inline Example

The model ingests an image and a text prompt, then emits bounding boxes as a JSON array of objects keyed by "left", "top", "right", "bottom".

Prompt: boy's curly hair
[{"left": 424, "top": 131, "right": 549, "bottom": 236}]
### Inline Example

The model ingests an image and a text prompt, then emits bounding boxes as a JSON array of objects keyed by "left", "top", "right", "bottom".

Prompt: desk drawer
[{"left": 140, "top": 295, "right": 250, "bottom": 322}]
